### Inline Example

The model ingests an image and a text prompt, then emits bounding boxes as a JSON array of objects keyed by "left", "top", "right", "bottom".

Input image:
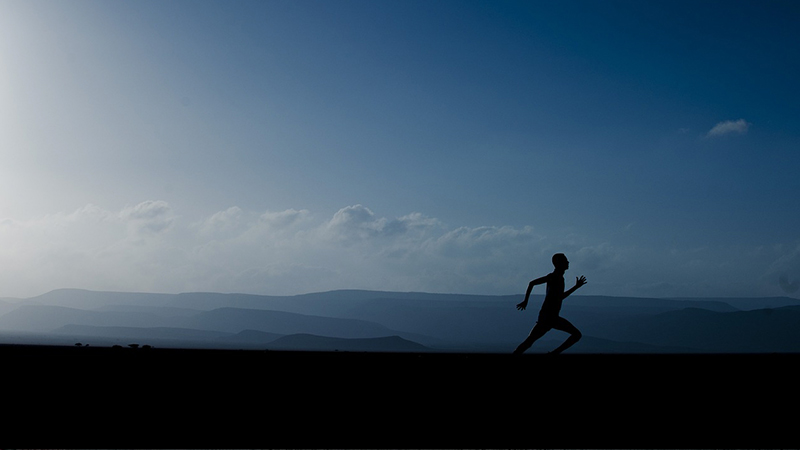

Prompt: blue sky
[{"left": 1, "top": 0, "right": 798, "bottom": 299}]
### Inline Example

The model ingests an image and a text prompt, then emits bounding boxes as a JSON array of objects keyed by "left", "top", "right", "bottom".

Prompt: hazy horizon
[
  {"left": 1, "top": 0, "right": 799, "bottom": 300},
  {"left": 3, "top": 288, "right": 800, "bottom": 354},
  {"left": 4, "top": 285, "right": 800, "bottom": 303}
]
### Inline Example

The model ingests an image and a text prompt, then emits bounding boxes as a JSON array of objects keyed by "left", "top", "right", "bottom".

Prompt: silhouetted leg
[
  {"left": 549, "top": 317, "right": 582, "bottom": 354},
  {"left": 513, "top": 322, "right": 550, "bottom": 354}
]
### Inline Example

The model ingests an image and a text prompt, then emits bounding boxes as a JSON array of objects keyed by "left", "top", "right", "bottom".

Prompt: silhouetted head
[{"left": 552, "top": 253, "right": 569, "bottom": 271}]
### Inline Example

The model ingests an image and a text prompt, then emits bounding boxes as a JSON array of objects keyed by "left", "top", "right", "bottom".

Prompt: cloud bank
[{"left": 0, "top": 201, "right": 796, "bottom": 299}]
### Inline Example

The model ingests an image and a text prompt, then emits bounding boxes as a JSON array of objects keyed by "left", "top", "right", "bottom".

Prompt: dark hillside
[
  {"left": 608, "top": 305, "right": 800, "bottom": 352},
  {"left": 29, "top": 288, "right": 175, "bottom": 308},
  {"left": 266, "top": 333, "right": 430, "bottom": 352},
  {"left": 1, "top": 345, "right": 794, "bottom": 449},
  {"left": 0, "top": 304, "right": 173, "bottom": 331},
  {"left": 668, "top": 296, "right": 800, "bottom": 310},
  {"left": 183, "top": 307, "right": 399, "bottom": 338}
]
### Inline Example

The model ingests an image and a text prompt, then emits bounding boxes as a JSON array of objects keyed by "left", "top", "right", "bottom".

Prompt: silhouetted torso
[{"left": 539, "top": 272, "right": 565, "bottom": 319}]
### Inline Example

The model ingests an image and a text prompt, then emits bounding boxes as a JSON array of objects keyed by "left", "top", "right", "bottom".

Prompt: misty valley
[{"left": 1, "top": 288, "right": 799, "bottom": 353}]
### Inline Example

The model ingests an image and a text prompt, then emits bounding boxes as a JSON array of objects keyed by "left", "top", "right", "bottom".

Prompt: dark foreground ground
[{"left": 3, "top": 344, "right": 796, "bottom": 448}]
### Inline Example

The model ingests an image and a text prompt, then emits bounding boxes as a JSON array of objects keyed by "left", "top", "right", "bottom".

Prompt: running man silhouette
[{"left": 513, "top": 253, "right": 587, "bottom": 354}]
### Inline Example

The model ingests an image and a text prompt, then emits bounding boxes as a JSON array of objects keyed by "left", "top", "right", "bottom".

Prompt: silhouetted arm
[
  {"left": 516, "top": 275, "right": 549, "bottom": 310},
  {"left": 561, "top": 275, "right": 587, "bottom": 300}
]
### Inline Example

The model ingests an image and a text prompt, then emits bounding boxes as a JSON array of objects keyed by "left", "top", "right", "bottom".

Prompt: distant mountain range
[{"left": 0, "top": 288, "right": 798, "bottom": 353}]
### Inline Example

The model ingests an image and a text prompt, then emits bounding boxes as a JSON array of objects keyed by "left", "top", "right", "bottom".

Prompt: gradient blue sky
[{"left": 1, "top": 0, "right": 799, "bottom": 299}]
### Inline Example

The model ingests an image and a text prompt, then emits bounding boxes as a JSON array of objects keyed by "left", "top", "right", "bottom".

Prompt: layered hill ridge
[{"left": 1, "top": 288, "right": 798, "bottom": 353}]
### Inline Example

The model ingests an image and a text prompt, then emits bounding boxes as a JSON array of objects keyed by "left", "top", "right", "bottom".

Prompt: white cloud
[
  {"left": 119, "top": 200, "right": 175, "bottom": 235},
  {"left": 324, "top": 204, "right": 385, "bottom": 241},
  {"left": 194, "top": 206, "right": 245, "bottom": 239},
  {"left": 0, "top": 202, "right": 548, "bottom": 296},
  {"left": 706, "top": 119, "right": 750, "bottom": 137},
  {"left": 0, "top": 201, "right": 183, "bottom": 295},
  {"left": 0, "top": 201, "right": 793, "bottom": 299},
  {"left": 574, "top": 243, "right": 620, "bottom": 271},
  {"left": 321, "top": 205, "right": 441, "bottom": 246},
  {"left": 434, "top": 225, "right": 541, "bottom": 260},
  {"left": 259, "top": 208, "right": 311, "bottom": 230}
]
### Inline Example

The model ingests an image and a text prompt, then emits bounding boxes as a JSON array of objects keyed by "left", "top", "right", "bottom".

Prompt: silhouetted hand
[
  {"left": 516, "top": 300, "right": 528, "bottom": 311},
  {"left": 575, "top": 275, "right": 587, "bottom": 288}
]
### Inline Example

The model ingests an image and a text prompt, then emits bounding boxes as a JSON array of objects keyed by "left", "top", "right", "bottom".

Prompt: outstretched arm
[
  {"left": 561, "top": 275, "right": 587, "bottom": 300},
  {"left": 516, "top": 275, "right": 549, "bottom": 310}
]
